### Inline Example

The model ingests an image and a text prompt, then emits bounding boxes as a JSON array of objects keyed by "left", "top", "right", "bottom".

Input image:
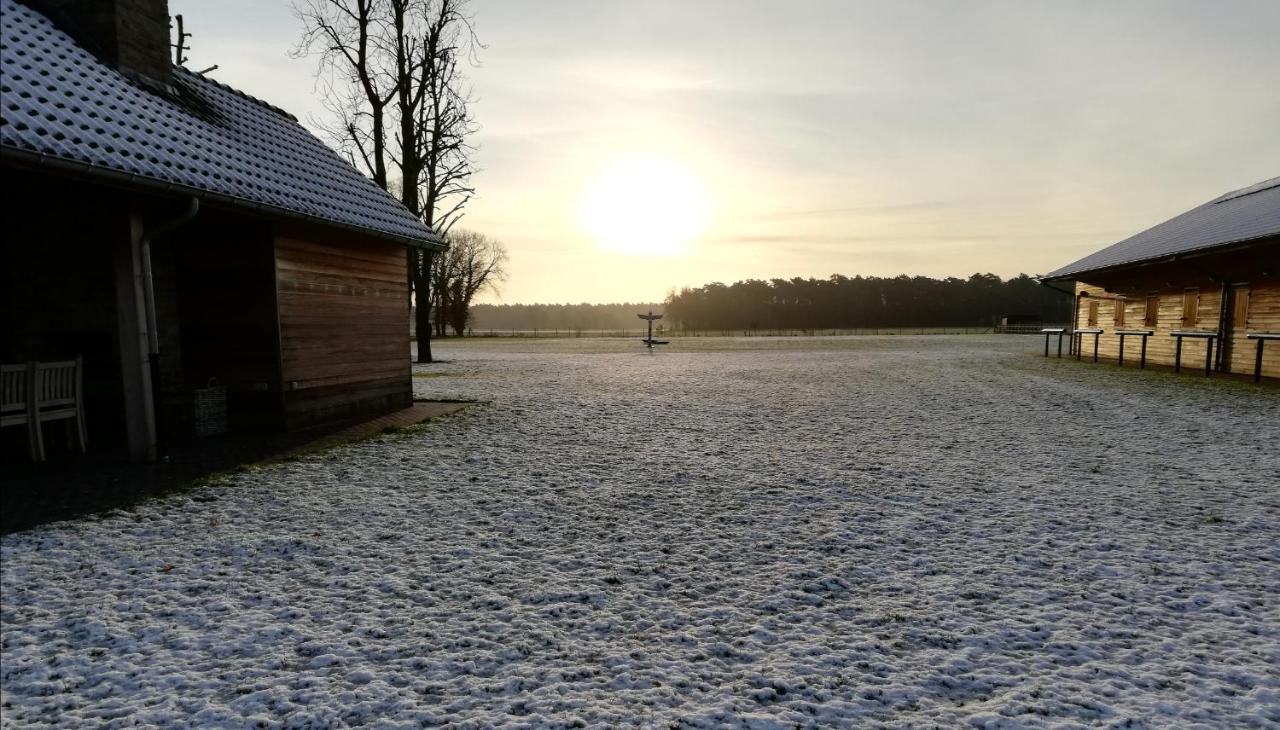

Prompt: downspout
[
  {"left": 1214, "top": 281, "right": 1230, "bottom": 371},
  {"left": 139, "top": 198, "right": 200, "bottom": 456},
  {"left": 1178, "top": 257, "right": 1227, "bottom": 371},
  {"left": 1071, "top": 291, "right": 1084, "bottom": 354}
]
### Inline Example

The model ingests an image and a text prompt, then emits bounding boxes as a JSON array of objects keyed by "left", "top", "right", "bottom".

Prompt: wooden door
[{"left": 1223, "top": 284, "right": 1251, "bottom": 373}]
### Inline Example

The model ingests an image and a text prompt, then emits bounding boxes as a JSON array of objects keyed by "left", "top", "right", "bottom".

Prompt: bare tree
[
  {"left": 404, "top": 0, "right": 478, "bottom": 360},
  {"left": 432, "top": 230, "right": 508, "bottom": 335},
  {"left": 293, "top": 0, "right": 395, "bottom": 189},
  {"left": 294, "top": 0, "right": 479, "bottom": 363}
]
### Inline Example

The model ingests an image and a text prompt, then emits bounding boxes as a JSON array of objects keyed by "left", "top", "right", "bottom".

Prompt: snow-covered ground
[{"left": 3, "top": 336, "right": 1278, "bottom": 728}]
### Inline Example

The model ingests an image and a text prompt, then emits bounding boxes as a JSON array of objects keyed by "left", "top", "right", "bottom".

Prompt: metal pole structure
[{"left": 638, "top": 311, "right": 669, "bottom": 349}]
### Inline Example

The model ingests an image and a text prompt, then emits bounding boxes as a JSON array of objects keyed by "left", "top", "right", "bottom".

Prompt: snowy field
[{"left": 3, "top": 336, "right": 1279, "bottom": 728}]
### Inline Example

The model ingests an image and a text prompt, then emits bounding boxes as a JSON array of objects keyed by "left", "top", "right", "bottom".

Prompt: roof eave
[
  {"left": 0, "top": 145, "right": 447, "bottom": 251},
  {"left": 1037, "top": 234, "right": 1279, "bottom": 283}
]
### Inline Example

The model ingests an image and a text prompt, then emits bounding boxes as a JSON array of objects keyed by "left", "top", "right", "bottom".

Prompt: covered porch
[{"left": 2, "top": 174, "right": 286, "bottom": 465}]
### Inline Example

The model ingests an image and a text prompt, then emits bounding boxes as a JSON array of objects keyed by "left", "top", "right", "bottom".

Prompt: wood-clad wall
[
  {"left": 1072, "top": 245, "right": 1280, "bottom": 379},
  {"left": 275, "top": 235, "right": 411, "bottom": 427}
]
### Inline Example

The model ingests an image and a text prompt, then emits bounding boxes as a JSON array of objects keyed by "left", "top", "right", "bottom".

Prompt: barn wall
[
  {"left": 174, "top": 216, "right": 283, "bottom": 432},
  {"left": 275, "top": 234, "right": 411, "bottom": 428},
  {"left": 1071, "top": 244, "right": 1280, "bottom": 378}
]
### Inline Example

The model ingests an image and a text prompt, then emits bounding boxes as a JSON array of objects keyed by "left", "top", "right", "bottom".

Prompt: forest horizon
[{"left": 463, "top": 271, "right": 1071, "bottom": 333}]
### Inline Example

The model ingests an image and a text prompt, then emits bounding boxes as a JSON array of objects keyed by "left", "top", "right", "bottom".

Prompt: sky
[{"left": 170, "top": 0, "right": 1280, "bottom": 304}]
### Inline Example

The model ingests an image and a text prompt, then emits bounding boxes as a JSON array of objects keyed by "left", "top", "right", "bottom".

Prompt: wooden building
[
  {"left": 1, "top": 0, "right": 445, "bottom": 461},
  {"left": 1040, "top": 178, "right": 1279, "bottom": 380}
]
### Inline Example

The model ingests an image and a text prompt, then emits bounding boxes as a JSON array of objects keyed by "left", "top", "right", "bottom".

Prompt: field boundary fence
[
  {"left": 431, "top": 326, "right": 1010, "bottom": 339},
  {"left": 993, "top": 323, "right": 1070, "bottom": 335}
]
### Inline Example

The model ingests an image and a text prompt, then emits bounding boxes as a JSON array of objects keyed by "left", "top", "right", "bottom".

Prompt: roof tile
[{"left": 0, "top": 0, "right": 441, "bottom": 247}]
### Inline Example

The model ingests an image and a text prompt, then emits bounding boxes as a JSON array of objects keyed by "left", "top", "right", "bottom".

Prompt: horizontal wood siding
[
  {"left": 1072, "top": 249, "right": 1280, "bottom": 379},
  {"left": 275, "top": 235, "right": 411, "bottom": 427},
  {"left": 1225, "top": 279, "right": 1280, "bottom": 377}
]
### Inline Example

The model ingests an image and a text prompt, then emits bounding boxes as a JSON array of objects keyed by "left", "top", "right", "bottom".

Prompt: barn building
[
  {"left": 1040, "top": 177, "right": 1279, "bottom": 380},
  {"left": 1, "top": 0, "right": 444, "bottom": 462}
]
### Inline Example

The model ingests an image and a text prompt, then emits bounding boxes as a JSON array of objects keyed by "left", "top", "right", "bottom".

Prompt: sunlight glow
[{"left": 578, "top": 156, "right": 714, "bottom": 255}]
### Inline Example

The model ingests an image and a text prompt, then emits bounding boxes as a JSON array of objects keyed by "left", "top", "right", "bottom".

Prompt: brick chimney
[{"left": 26, "top": 0, "right": 174, "bottom": 92}]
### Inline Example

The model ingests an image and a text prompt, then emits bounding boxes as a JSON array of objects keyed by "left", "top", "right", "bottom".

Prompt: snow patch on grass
[{"left": 3, "top": 337, "right": 1278, "bottom": 726}]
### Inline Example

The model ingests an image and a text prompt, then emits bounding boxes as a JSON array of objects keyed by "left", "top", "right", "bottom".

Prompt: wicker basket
[{"left": 193, "top": 379, "right": 228, "bottom": 437}]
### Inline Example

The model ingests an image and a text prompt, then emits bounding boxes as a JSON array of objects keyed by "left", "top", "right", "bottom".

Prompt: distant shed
[
  {"left": 1040, "top": 177, "right": 1280, "bottom": 379},
  {"left": 1, "top": 0, "right": 446, "bottom": 461}
]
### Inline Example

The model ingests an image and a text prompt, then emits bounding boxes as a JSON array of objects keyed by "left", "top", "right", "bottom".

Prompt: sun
[{"left": 578, "top": 156, "right": 714, "bottom": 255}]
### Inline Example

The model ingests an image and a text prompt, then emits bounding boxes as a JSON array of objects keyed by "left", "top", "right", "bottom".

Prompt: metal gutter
[{"left": 0, "top": 146, "right": 448, "bottom": 251}]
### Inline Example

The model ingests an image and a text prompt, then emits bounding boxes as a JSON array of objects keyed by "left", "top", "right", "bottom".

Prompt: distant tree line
[
  {"left": 457, "top": 273, "right": 1069, "bottom": 334},
  {"left": 664, "top": 274, "right": 1070, "bottom": 330},
  {"left": 465, "top": 302, "right": 663, "bottom": 332}
]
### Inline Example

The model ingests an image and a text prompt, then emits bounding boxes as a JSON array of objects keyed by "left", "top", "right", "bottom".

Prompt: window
[
  {"left": 1231, "top": 285, "right": 1250, "bottom": 330},
  {"left": 1144, "top": 296, "right": 1159, "bottom": 328},
  {"left": 1087, "top": 300, "right": 1099, "bottom": 327},
  {"left": 1113, "top": 299, "right": 1126, "bottom": 327},
  {"left": 1182, "top": 289, "right": 1199, "bottom": 327}
]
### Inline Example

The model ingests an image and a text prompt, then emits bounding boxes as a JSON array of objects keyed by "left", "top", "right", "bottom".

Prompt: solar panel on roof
[{"left": 1212, "top": 177, "right": 1280, "bottom": 204}]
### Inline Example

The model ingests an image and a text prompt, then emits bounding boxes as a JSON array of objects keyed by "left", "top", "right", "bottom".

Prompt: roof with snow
[
  {"left": 1043, "top": 177, "right": 1280, "bottom": 280},
  {"left": 0, "top": 0, "right": 442, "bottom": 248}
]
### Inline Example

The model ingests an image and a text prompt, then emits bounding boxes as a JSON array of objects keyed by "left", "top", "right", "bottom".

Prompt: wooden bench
[
  {"left": 1114, "top": 329, "right": 1155, "bottom": 368},
  {"left": 1246, "top": 333, "right": 1279, "bottom": 383},
  {"left": 0, "top": 357, "right": 86, "bottom": 461},
  {"left": 1, "top": 363, "right": 41, "bottom": 461},
  {"left": 1170, "top": 331, "right": 1219, "bottom": 377}
]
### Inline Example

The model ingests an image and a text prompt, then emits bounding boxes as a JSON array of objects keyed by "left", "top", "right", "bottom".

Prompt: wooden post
[
  {"left": 1118, "top": 334, "right": 1125, "bottom": 366},
  {"left": 1256, "top": 339, "right": 1265, "bottom": 383},
  {"left": 113, "top": 212, "right": 157, "bottom": 462},
  {"left": 1140, "top": 335, "right": 1148, "bottom": 369},
  {"left": 1174, "top": 336, "right": 1183, "bottom": 373},
  {"left": 1204, "top": 336, "right": 1214, "bottom": 377}
]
